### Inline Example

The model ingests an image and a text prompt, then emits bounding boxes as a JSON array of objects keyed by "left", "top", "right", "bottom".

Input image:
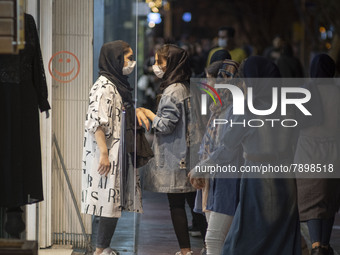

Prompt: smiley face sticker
[{"left": 48, "top": 51, "right": 80, "bottom": 83}]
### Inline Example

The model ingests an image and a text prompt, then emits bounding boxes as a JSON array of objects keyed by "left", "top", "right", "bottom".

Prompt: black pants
[
  {"left": 94, "top": 216, "right": 119, "bottom": 248},
  {"left": 307, "top": 217, "right": 335, "bottom": 245},
  {"left": 167, "top": 192, "right": 207, "bottom": 249}
]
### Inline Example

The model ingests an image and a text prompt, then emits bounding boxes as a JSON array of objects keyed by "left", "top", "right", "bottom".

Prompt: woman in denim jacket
[{"left": 141, "top": 44, "right": 206, "bottom": 255}]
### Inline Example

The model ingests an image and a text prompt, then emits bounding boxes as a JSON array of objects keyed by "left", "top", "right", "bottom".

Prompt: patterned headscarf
[{"left": 200, "top": 60, "right": 240, "bottom": 160}]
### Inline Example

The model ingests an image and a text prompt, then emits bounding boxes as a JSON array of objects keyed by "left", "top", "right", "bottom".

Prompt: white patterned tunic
[{"left": 81, "top": 75, "right": 124, "bottom": 218}]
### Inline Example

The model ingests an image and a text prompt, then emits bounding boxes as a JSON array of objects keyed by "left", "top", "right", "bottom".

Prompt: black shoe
[
  {"left": 188, "top": 225, "right": 202, "bottom": 237},
  {"left": 311, "top": 246, "right": 327, "bottom": 255},
  {"left": 321, "top": 246, "right": 334, "bottom": 255}
]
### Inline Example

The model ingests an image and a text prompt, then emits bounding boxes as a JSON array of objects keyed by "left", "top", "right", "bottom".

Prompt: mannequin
[{"left": 0, "top": 13, "right": 50, "bottom": 238}]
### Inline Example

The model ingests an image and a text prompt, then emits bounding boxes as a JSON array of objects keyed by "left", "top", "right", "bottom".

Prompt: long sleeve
[
  {"left": 152, "top": 94, "right": 181, "bottom": 134},
  {"left": 85, "top": 83, "right": 116, "bottom": 137},
  {"left": 27, "top": 14, "right": 51, "bottom": 112},
  {"left": 192, "top": 107, "right": 247, "bottom": 177}
]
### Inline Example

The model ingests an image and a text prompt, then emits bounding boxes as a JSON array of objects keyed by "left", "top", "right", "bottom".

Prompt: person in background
[
  {"left": 141, "top": 44, "right": 206, "bottom": 255},
  {"left": 206, "top": 26, "right": 247, "bottom": 66},
  {"left": 277, "top": 42, "right": 304, "bottom": 78},
  {"left": 219, "top": 56, "right": 301, "bottom": 255},
  {"left": 263, "top": 35, "right": 283, "bottom": 63},
  {"left": 190, "top": 60, "right": 243, "bottom": 255},
  {"left": 82, "top": 40, "right": 150, "bottom": 255},
  {"left": 295, "top": 54, "right": 340, "bottom": 255}
]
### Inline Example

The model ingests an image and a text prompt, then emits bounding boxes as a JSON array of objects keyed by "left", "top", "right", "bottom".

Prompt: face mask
[
  {"left": 152, "top": 64, "right": 165, "bottom": 78},
  {"left": 218, "top": 38, "right": 228, "bottom": 48},
  {"left": 122, "top": 60, "right": 136, "bottom": 75}
]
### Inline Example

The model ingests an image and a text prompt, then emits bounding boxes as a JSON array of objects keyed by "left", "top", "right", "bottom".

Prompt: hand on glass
[
  {"left": 98, "top": 152, "right": 111, "bottom": 176},
  {"left": 136, "top": 108, "right": 150, "bottom": 131}
]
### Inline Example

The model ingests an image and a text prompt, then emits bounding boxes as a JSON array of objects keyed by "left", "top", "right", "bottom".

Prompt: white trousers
[{"left": 205, "top": 211, "right": 234, "bottom": 255}]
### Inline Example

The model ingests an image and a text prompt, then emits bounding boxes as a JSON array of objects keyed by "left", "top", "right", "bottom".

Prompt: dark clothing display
[{"left": 0, "top": 14, "right": 50, "bottom": 207}]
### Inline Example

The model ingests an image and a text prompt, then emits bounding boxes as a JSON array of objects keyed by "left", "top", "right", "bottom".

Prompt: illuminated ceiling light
[
  {"left": 319, "top": 26, "right": 326, "bottom": 33},
  {"left": 152, "top": 7, "right": 159, "bottom": 12},
  {"left": 148, "top": 21, "right": 156, "bottom": 28},
  {"left": 147, "top": 12, "right": 162, "bottom": 24},
  {"left": 182, "top": 12, "right": 192, "bottom": 22},
  {"left": 155, "top": 0, "right": 162, "bottom": 7}
]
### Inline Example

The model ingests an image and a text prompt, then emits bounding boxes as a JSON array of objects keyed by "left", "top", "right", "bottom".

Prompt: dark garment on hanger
[{"left": 0, "top": 13, "right": 50, "bottom": 207}]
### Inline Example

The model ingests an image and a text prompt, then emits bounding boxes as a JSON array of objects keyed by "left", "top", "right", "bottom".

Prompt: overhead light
[
  {"left": 182, "top": 12, "right": 192, "bottom": 22},
  {"left": 148, "top": 21, "right": 156, "bottom": 28},
  {"left": 152, "top": 7, "right": 159, "bottom": 13},
  {"left": 147, "top": 12, "right": 162, "bottom": 24}
]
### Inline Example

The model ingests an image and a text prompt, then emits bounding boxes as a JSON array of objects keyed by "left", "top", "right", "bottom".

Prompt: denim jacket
[{"left": 143, "top": 83, "right": 196, "bottom": 193}]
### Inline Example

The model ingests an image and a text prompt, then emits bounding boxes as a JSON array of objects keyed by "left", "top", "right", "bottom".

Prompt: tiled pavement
[
  {"left": 47, "top": 191, "right": 340, "bottom": 255},
  {"left": 109, "top": 191, "right": 340, "bottom": 255}
]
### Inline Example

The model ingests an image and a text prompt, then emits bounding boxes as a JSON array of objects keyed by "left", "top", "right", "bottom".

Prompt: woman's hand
[
  {"left": 139, "top": 107, "right": 156, "bottom": 122},
  {"left": 188, "top": 171, "right": 206, "bottom": 189},
  {"left": 98, "top": 152, "right": 111, "bottom": 176},
  {"left": 191, "top": 177, "right": 206, "bottom": 189},
  {"left": 95, "top": 127, "right": 111, "bottom": 176},
  {"left": 136, "top": 108, "right": 150, "bottom": 131}
]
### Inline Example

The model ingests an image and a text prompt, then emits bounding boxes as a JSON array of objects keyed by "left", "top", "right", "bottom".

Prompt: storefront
[{"left": 16, "top": 0, "right": 147, "bottom": 251}]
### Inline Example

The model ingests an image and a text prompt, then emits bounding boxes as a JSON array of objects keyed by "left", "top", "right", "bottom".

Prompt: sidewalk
[
  {"left": 134, "top": 191, "right": 340, "bottom": 255},
  {"left": 40, "top": 191, "right": 340, "bottom": 255}
]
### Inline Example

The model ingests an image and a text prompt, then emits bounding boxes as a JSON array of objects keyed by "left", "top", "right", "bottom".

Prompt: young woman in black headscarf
[
  {"left": 294, "top": 54, "right": 340, "bottom": 255},
  {"left": 82, "top": 40, "right": 151, "bottom": 255},
  {"left": 141, "top": 44, "right": 207, "bottom": 255}
]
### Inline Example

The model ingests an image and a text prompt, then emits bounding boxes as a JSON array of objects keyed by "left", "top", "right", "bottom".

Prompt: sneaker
[
  {"left": 188, "top": 225, "right": 201, "bottom": 237},
  {"left": 175, "top": 252, "right": 193, "bottom": 255},
  {"left": 311, "top": 246, "right": 326, "bottom": 255},
  {"left": 100, "top": 248, "right": 119, "bottom": 255}
]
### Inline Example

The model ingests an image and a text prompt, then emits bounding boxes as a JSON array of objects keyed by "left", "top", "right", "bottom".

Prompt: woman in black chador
[
  {"left": 0, "top": 14, "right": 50, "bottom": 210},
  {"left": 221, "top": 56, "right": 301, "bottom": 255},
  {"left": 295, "top": 54, "right": 340, "bottom": 255}
]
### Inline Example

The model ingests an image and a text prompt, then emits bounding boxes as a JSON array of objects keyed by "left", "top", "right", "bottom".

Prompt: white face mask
[
  {"left": 122, "top": 60, "right": 136, "bottom": 75},
  {"left": 218, "top": 38, "right": 228, "bottom": 48},
  {"left": 152, "top": 64, "right": 165, "bottom": 78}
]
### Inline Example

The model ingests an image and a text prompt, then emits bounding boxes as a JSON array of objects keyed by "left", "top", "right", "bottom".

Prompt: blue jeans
[{"left": 307, "top": 217, "right": 335, "bottom": 245}]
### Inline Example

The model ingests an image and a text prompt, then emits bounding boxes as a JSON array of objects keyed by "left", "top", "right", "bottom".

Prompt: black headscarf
[
  {"left": 300, "top": 54, "right": 335, "bottom": 128},
  {"left": 210, "top": 49, "right": 231, "bottom": 65},
  {"left": 310, "top": 53, "right": 335, "bottom": 78},
  {"left": 99, "top": 40, "right": 133, "bottom": 103},
  {"left": 99, "top": 41, "right": 154, "bottom": 170},
  {"left": 243, "top": 56, "right": 281, "bottom": 110},
  {"left": 159, "top": 45, "right": 192, "bottom": 93}
]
